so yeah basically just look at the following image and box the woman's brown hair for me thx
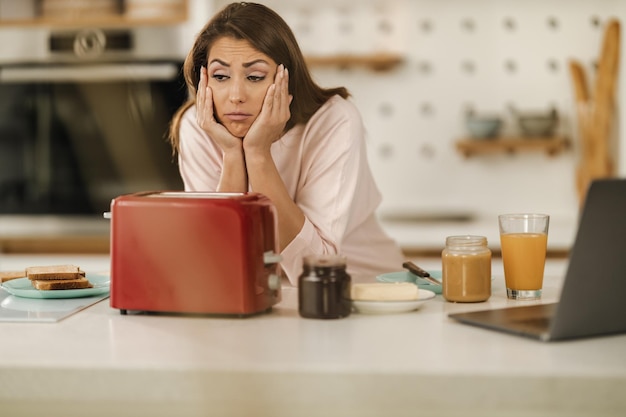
[169,2,350,152]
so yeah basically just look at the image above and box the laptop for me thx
[449,179,626,342]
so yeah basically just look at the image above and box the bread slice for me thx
[351,282,419,301]
[32,277,93,290]
[26,264,82,281]
[0,270,26,283]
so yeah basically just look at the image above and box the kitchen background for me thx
[0,0,624,254]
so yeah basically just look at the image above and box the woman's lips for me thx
[224,112,251,121]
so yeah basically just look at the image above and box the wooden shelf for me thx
[305,53,404,71]
[0,15,187,28]
[456,137,570,157]
[0,0,188,28]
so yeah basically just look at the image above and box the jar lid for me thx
[303,254,347,267]
[445,235,488,247]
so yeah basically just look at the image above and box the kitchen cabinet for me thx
[455,136,570,158]
[0,0,188,28]
[0,236,109,254]
[0,216,110,254]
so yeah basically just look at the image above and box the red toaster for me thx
[109,192,282,316]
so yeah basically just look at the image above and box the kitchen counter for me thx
[0,213,577,256]
[0,254,625,417]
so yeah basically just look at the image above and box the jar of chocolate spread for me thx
[442,235,491,302]
[298,255,352,319]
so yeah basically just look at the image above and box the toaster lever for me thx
[263,251,283,265]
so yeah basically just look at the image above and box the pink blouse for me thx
[178,95,404,285]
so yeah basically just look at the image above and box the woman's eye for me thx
[248,75,265,82]
[211,74,229,81]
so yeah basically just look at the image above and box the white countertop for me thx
[0,254,625,417]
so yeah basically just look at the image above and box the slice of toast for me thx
[0,270,26,283]
[32,277,93,290]
[26,264,82,281]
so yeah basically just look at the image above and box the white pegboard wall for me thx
[211,0,623,220]
[214,0,408,55]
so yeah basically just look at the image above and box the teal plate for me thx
[1,274,110,299]
[376,270,442,294]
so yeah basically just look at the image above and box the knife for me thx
[402,261,442,287]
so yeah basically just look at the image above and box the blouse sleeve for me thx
[177,106,223,192]
[279,98,382,284]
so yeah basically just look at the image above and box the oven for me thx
[0,26,187,217]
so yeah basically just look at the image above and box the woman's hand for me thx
[197,66,247,192]
[196,66,242,153]
[243,64,293,154]
[242,65,303,250]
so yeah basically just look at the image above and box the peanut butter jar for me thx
[442,235,491,302]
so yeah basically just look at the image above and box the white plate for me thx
[377,270,442,294]
[352,289,436,314]
[1,274,110,299]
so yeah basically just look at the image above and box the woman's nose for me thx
[229,80,245,103]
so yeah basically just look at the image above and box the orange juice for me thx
[500,233,547,290]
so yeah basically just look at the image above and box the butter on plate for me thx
[351,282,419,301]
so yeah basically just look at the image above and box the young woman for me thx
[169,2,404,285]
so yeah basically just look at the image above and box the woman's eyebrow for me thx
[243,59,270,68]
[208,58,229,67]
[208,58,269,68]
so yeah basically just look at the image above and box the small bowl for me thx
[465,116,502,139]
[518,115,557,137]
[511,107,559,137]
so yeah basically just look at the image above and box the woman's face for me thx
[206,37,277,138]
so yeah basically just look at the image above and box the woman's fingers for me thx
[196,67,218,130]
[281,67,292,117]
[196,67,208,125]
[265,64,290,120]
[274,65,284,111]
[196,67,206,106]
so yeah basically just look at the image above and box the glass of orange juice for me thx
[498,213,550,300]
